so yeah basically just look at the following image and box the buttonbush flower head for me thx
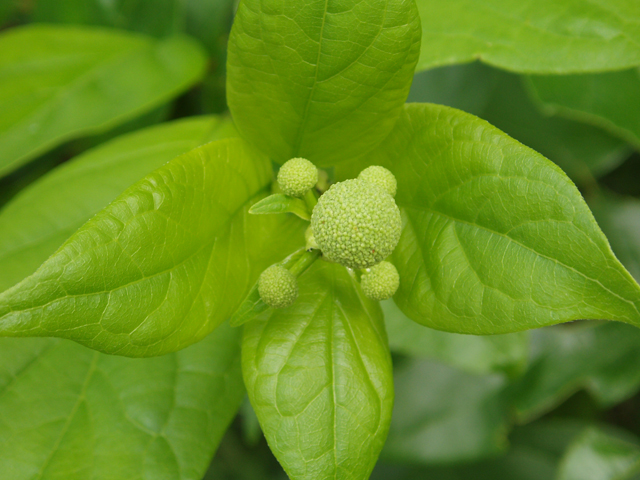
[311,178,401,269]
[361,261,400,300]
[358,165,397,197]
[258,264,298,308]
[277,157,318,197]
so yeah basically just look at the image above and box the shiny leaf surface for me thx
[243,261,393,480]
[227,0,421,166]
[339,103,640,335]
[0,138,306,356]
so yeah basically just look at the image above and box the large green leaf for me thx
[0,116,235,293]
[408,63,631,185]
[557,428,640,480]
[414,0,640,74]
[0,322,244,480]
[382,299,528,376]
[339,103,640,335]
[242,261,393,480]
[31,0,183,37]
[0,25,207,177]
[0,138,306,357]
[528,68,640,149]
[381,357,509,465]
[226,0,421,166]
[512,323,640,421]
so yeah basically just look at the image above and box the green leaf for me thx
[242,261,393,480]
[31,0,184,37]
[338,103,640,335]
[528,68,640,149]
[589,194,640,284]
[408,63,631,184]
[0,138,306,357]
[249,194,311,220]
[226,0,422,166]
[414,0,640,74]
[0,25,207,178]
[381,357,509,464]
[371,419,592,480]
[511,323,640,421]
[0,322,244,480]
[382,299,528,376]
[0,116,235,293]
[557,428,640,480]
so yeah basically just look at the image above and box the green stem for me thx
[303,189,318,212]
[289,249,321,277]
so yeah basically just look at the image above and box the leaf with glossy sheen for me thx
[0,322,244,480]
[408,63,631,185]
[381,357,509,464]
[31,0,183,37]
[242,261,393,480]
[0,116,236,293]
[226,0,421,166]
[528,68,640,149]
[511,323,640,421]
[249,194,311,220]
[590,194,640,284]
[0,138,306,357]
[557,428,640,480]
[0,25,207,177]
[382,299,528,376]
[339,103,640,335]
[414,0,640,74]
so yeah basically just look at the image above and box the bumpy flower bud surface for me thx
[258,265,298,308]
[361,261,400,300]
[277,158,318,197]
[311,179,401,269]
[358,165,397,197]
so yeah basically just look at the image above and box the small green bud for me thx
[311,178,401,269]
[277,158,319,197]
[358,166,397,197]
[258,265,298,308]
[361,261,400,301]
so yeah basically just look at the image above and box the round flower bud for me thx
[258,265,298,308]
[361,261,400,301]
[277,158,318,197]
[311,179,401,269]
[358,165,397,197]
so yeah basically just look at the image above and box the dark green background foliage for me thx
[2,0,640,479]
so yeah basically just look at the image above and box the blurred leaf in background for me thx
[408,63,632,187]
[31,0,184,37]
[0,25,207,177]
[528,69,640,150]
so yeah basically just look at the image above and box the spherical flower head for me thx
[358,165,397,197]
[277,158,318,197]
[311,179,401,269]
[258,265,298,308]
[361,261,400,301]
